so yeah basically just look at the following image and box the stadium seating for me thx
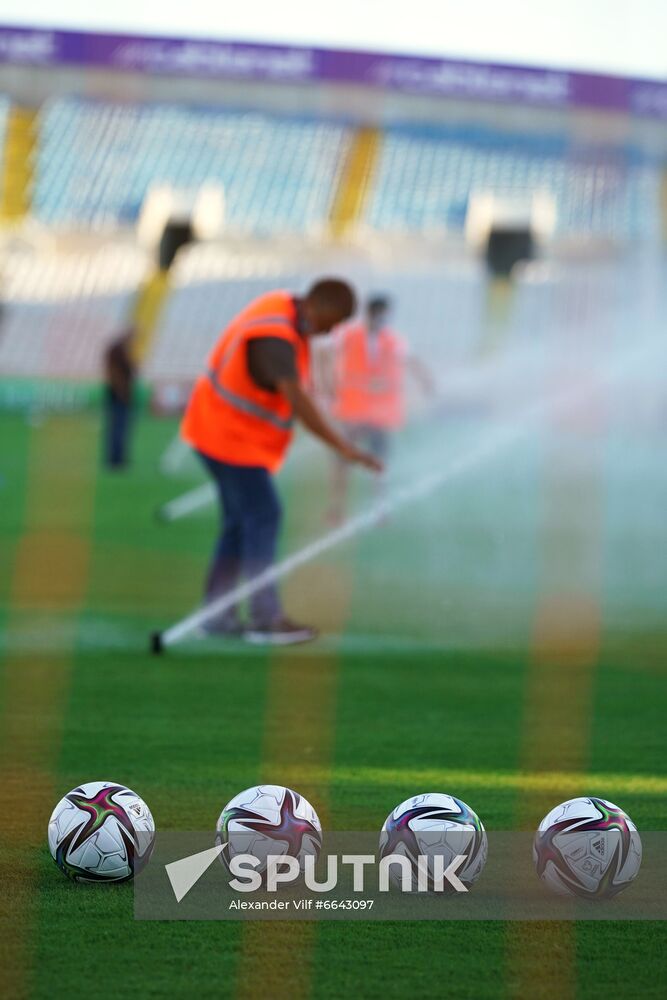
[1,98,662,386]
[34,99,349,235]
[0,241,662,398]
[0,238,486,382]
[25,98,662,240]
[365,127,661,239]
[144,244,487,384]
[0,246,146,379]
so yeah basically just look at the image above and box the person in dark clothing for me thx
[103,331,136,468]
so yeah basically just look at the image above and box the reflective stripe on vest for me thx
[206,314,297,432]
[206,369,294,431]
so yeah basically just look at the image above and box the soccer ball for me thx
[48,781,155,883]
[533,796,642,899]
[216,784,321,875]
[379,793,487,892]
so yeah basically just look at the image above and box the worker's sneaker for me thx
[196,612,244,639]
[243,617,318,646]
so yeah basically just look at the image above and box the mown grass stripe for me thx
[234,477,356,1000]
[508,332,606,1000]
[0,417,97,999]
[272,764,667,798]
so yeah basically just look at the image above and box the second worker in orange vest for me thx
[182,279,382,645]
[325,295,433,524]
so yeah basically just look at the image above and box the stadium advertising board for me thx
[0,23,666,118]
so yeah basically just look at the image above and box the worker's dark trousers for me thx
[197,451,282,626]
[103,392,132,468]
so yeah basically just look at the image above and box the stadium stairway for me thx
[0,104,38,224]
[329,127,381,239]
[129,270,174,366]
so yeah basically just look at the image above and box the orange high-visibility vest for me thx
[181,291,309,472]
[332,323,405,429]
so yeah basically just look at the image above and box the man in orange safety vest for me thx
[182,279,382,645]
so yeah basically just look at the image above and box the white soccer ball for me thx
[379,792,487,892]
[216,784,322,875]
[48,781,155,883]
[533,796,642,899]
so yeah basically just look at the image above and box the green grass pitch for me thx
[0,410,665,999]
